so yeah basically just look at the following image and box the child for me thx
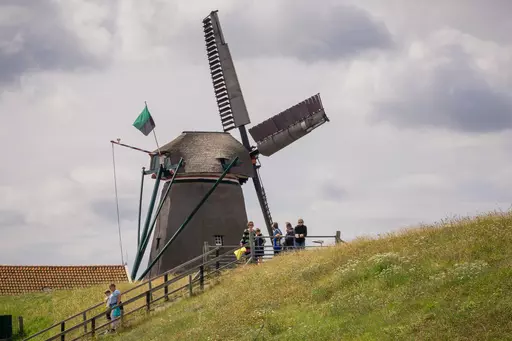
[104,290,111,321]
[254,228,266,264]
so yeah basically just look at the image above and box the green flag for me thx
[133,104,156,136]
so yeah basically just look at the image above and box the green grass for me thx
[4,211,512,340]
[108,211,512,340]
[0,275,188,340]
[0,282,137,339]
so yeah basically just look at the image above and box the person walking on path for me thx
[272,222,283,255]
[108,283,122,332]
[294,218,308,250]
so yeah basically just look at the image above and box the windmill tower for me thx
[145,10,329,277]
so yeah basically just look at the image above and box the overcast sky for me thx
[1,0,511,268]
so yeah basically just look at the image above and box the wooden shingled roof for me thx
[155,132,254,177]
[0,265,130,296]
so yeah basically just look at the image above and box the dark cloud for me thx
[0,0,116,88]
[374,45,512,133]
[168,2,393,64]
[221,2,393,62]
[319,183,348,202]
[0,210,25,228]
[90,197,139,223]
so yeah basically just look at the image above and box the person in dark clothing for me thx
[283,222,295,251]
[254,228,266,264]
[294,218,307,249]
[240,221,256,256]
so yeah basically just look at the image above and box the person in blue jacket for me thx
[272,222,283,255]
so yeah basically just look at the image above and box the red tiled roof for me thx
[0,265,130,296]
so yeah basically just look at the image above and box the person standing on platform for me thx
[240,221,256,257]
[283,222,295,251]
[272,222,283,255]
[294,218,307,250]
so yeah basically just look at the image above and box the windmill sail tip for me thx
[249,93,330,157]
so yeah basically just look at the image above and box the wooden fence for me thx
[23,232,343,340]
[23,246,241,341]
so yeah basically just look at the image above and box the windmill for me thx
[135,10,329,279]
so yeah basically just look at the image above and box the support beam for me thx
[251,171,273,236]
[239,125,273,236]
[137,167,146,248]
[137,157,239,280]
[131,165,164,280]
[138,158,184,255]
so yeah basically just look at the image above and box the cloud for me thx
[319,182,348,202]
[113,0,393,64]
[0,0,116,88]
[91,198,139,223]
[370,29,512,133]
[0,210,25,229]
[220,1,394,62]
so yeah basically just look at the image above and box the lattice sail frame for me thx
[203,11,251,132]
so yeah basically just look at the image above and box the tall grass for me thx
[3,211,512,340]
[107,211,512,340]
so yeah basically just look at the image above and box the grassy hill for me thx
[2,211,512,340]
[103,211,512,340]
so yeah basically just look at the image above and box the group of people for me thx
[103,283,123,333]
[240,218,308,263]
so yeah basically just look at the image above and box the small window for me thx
[156,237,161,250]
[214,235,224,246]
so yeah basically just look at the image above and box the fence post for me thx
[146,291,151,312]
[335,231,341,244]
[82,312,87,334]
[91,318,96,337]
[18,316,24,337]
[188,274,193,296]
[203,241,209,273]
[199,265,204,291]
[249,229,255,263]
[215,248,220,271]
[148,279,153,301]
[60,321,65,341]
[164,274,169,301]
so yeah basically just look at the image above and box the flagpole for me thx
[145,101,162,157]
[153,129,162,155]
